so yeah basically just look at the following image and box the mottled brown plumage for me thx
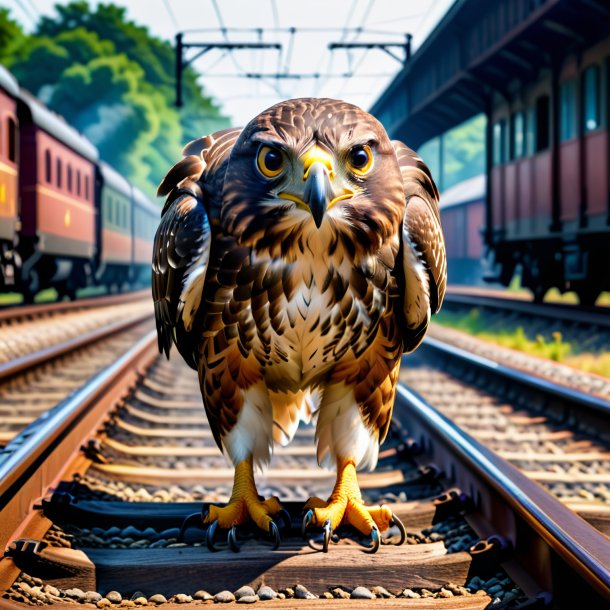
[152,98,446,545]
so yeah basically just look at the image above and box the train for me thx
[0,65,158,301]
[438,174,485,286]
[484,25,610,305]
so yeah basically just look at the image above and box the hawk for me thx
[152,98,446,552]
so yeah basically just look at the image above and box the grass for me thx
[0,284,111,308]
[434,307,610,379]
[505,274,610,306]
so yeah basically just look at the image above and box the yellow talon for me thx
[204,457,282,532]
[306,457,393,535]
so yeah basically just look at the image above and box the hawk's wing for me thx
[152,128,242,368]
[391,140,447,353]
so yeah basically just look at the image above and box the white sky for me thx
[7,0,454,125]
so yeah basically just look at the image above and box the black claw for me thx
[322,519,332,553]
[228,526,241,552]
[205,520,220,552]
[301,509,314,538]
[178,511,204,543]
[277,508,292,532]
[390,512,407,546]
[363,524,381,554]
[303,510,332,552]
[269,521,281,551]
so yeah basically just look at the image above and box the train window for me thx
[67,165,73,193]
[510,112,525,159]
[76,170,81,196]
[85,175,89,201]
[525,107,535,156]
[493,120,507,165]
[7,118,17,162]
[560,79,577,141]
[45,150,52,183]
[583,65,600,132]
[535,95,550,151]
[56,158,62,188]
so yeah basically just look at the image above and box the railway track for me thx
[401,336,610,534]
[435,287,610,400]
[0,335,608,608]
[442,286,610,358]
[0,292,154,447]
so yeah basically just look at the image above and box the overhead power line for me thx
[162,0,179,30]
[174,36,282,106]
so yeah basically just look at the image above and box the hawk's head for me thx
[221,98,405,259]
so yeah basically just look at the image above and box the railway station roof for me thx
[17,90,99,163]
[439,174,485,210]
[371,0,610,149]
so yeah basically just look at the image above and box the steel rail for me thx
[0,331,158,549]
[444,287,610,328]
[0,290,150,323]
[0,312,153,382]
[421,336,610,417]
[395,382,610,602]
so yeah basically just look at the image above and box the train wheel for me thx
[22,270,40,304]
[531,284,548,304]
[577,288,600,307]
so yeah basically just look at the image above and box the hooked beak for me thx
[303,162,332,228]
[277,146,353,228]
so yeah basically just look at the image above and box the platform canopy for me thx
[371,0,610,149]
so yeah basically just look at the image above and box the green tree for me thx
[0,2,229,197]
[0,8,25,64]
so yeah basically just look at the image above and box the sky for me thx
[7,0,455,125]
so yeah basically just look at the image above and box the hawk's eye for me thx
[257,145,285,178]
[347,145,373,175]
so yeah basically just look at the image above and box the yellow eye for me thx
[347,144,373,175]
[257,145,285,178]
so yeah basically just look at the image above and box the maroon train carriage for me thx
[131,185,158,286]
[439,174,485,286]
[0,65,19,288]
[96,161,134,291]
[486,35,610,304]
[16,90,99,300]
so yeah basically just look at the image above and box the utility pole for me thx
[175,34,282,107]
[328,34,412,66]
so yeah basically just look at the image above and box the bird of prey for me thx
[152,98,446,552]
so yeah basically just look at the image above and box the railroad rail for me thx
[0,290,150,321]
[0,292,153,447]
[444,285,610,329]
[401,335,610,534]
[0,338,608,608]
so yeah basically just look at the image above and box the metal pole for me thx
[405,34,412,63]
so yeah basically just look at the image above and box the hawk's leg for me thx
[302,457,405,553]
[204,456,285,551]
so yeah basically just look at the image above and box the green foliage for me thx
[0,2,229,197]
[434,307,610,378]
[434,309,574,363]
[417,114,486,192]
[0,8,25,63]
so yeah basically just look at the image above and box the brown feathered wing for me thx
[152,128,242,368]
[392,141,447,353]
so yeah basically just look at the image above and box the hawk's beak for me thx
[303,162,332,228]
[278,146,353,228]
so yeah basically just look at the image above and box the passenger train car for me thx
[0,64,158,300]
[486,32,610,304]
[439,175,485,286]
